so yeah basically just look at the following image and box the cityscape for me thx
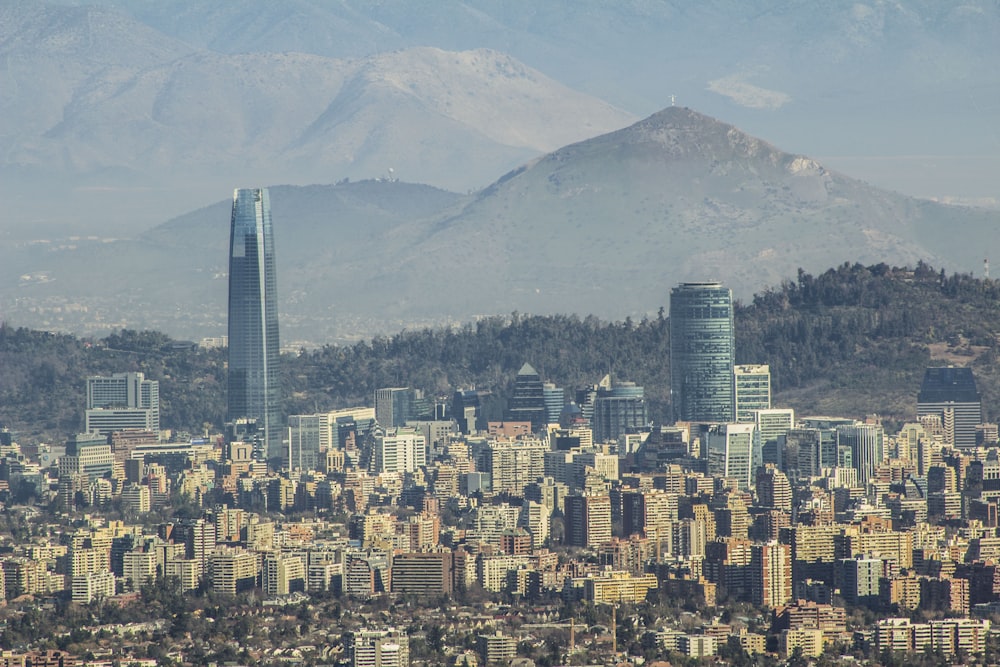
[0,188,997,667]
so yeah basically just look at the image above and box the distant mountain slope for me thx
[93,0,1000,166]
[0,2,635,234]
[1,108,995,345]
[373,107,996,320]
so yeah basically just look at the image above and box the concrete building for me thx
[349,628,409,667]
[565,493,612,548]
[85,372,160,437]
[750,542,792,609]
[705,423,758,490]
[733,364,771,423]
[373,428,427,474]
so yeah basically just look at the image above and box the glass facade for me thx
[669,282,735,422]
[228,188,283,462]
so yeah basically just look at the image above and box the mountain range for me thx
[1,107,995,345]
[2,0,999,239]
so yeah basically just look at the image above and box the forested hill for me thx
[2,262,999,442]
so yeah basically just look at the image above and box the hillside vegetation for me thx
[2,263,998,443]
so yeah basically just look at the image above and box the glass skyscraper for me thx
[228,188,283,462]
[669,281,735,423]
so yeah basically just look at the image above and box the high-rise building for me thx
[506,363,546,431]
[565,493,612,548]
[227,187,283,462]
[836,422,885,486]
[372,428,427,474]
[60,432,114,480]
[917,367,983,449]
[374,388,421,428]
[837,555,881,608]
[733,364,771,422]
[85,372,160,436]
[755,408,795,466]
[705,423,758,490]
[751,542,792,609]
[756,464,793,512]
[542,382,566,425]
[669,282,735,422]
[592,381,648,443]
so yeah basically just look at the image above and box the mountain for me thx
[0,2,634,235]
[372,107,997,321]
[1,107,996,345]
[81,0,1000,200]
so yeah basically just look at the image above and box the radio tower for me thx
[985,258,990,280]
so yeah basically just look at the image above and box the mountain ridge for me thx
[1,106,995,345]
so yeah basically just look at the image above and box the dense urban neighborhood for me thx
[2,272,1000,667]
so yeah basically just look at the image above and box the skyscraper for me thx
[917,366,983,449]
[228,188,283,462]
[506,363,546,431]
[591,381,647,443]
[669,282,735,423]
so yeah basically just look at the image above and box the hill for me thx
[2,108,996,344]
[2,263,998,444]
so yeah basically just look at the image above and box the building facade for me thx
[669,282,736,423]
[917,367,983,449]
[85,371,160,436]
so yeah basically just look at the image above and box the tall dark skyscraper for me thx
[917,366,982,449]
[669,281,735,423]
[506,363,546,431]
[228,188,283,462]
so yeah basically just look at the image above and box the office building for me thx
[705,423,758,490]
[781,428,838,480]
[373,428,427,474]
[917,367,983,449]
[836,422,885,486]
[85,372,160,436]
[60,433,114,480]
[374,388,421,429]
[733,364,771,422]
[669,282,735,422]
[227,187,283,462]
[592,381,647,443]
[756,408,795,466]
[506,363,546,431]
[542,382,565,425]
[287,414,325,472]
